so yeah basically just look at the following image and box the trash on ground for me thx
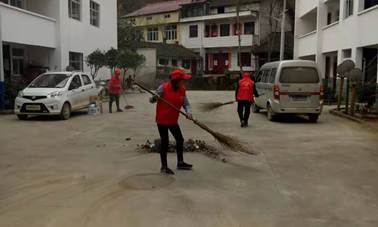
[137,139,227,162]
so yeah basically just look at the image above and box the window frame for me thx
[81,74,92,85]
[69,0,81,21]
[220,24,230,37]
[244,22,255,35]
[69,75,83,90]
[69,52,84,71]
[159,58,169,66]
[164,25,177,41]
[189,25,198,38]
[90,0,100,27]
[147,27,159,41]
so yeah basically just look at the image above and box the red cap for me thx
[170,69,192,81]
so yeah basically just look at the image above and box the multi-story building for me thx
[0,0,117,109]
[125,0,262,76]
[294,0,378,93]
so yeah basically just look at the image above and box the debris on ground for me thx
[125,138,132,141]
[137,139,228,162]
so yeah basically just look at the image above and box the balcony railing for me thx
[203,34,254,48]
[0,3,56,48]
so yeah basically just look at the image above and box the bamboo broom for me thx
[199,101,235,112]
[133,81,255,155]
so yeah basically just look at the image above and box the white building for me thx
[294,0,378,91]
[0,0,117,109]
[180,0,259,76]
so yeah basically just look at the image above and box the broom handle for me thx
[223,101,235,105]
[133,81,190,118]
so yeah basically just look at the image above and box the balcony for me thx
[180,10,257,23]
[203,35,254,48]
[298,0,318,18]
[0,3,56,48]
[322,21,339,53]
[296,31,317,57]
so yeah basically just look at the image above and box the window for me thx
[159,58,169,66]
[90,1,100,27]
[220,24,230,36]
[205,25,210,37]
[269,69,277,83]
[280,67,320,83]
[147,16,152,20]
[238,52,251,67]
[165,25,177,40]
[217,6,225,14]
[147,27,159,41]
[363,0,378,10]
[10,0,24,9]
[12,48,25,75]
[171,59,178,66]
[82,74,92,85]
[327,13,332,24]
[69,0,81,21]
[182,60,191,69]
[164,14,171,18]
[343,49,352,58]
[70,75,82,89]
[211,24,218,37]
[244,22,255,35]
[189,25,198,38]
[233,23,242,35]
[69,52,83,71]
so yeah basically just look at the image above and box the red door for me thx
[213,53,228,74]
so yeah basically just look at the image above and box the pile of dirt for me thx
[137,139,227,162]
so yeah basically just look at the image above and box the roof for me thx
[137,42,200,59]
[125,0,182,17]
[209,0,260,7]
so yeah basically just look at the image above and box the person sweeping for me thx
[150,69,193,175]
[235,72,259,128]
[108,68,123,113]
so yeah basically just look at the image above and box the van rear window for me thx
[280,67,319,83]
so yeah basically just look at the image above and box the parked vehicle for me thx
[14,72,98,120]
[253,60,323,122]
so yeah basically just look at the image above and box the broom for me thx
[121,91,134,110]
[133,81,255,155]
[199,101,235,112]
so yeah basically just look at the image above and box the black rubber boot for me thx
[177,162,193,170]
[161,167,175,175]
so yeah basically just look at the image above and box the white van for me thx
[253,60,323,122]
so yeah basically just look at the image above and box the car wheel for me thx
[60,103,71,120]
[17,114,28,120]
[267,104,275,121]
[252,103,260,113]
[308,114,319,123]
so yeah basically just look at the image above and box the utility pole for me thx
[237,0,243,75]
[279,0,287,61]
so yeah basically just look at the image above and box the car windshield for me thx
[29,74,71,88]
[280,67,320,84]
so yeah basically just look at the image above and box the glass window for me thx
[69,0,81,21]
[269,69,277,83]
[211,24,218,37]
[10,0,24,9]
[240,52,251,67]
[82,74,92,85]
[220,24,230,37]
[244,22,255,35]
[70,75,82,89]
[189,25,198,38]
[217,6,225,14]
[364,0,378,10]
[182,60,191,69]
[165,25,177,40]
[29,74,70,88]
[164,14,171,18]
[69,52,83,71]
[12,48,24,75]
[90,1,100,27]
[159,58,169,66]
[205,25,210,37]
[171,59,178,67]
[280,67,320,84]
[147,27,159,41]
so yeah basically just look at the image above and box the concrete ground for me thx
[0,91,377,227]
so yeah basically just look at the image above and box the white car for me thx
[15,72,99,120]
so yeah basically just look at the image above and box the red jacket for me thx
[156,82,186,125]
[108,75,122,95]
[237,75,255,102]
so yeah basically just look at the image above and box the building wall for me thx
[135,48,157,88]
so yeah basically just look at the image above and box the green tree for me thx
[118,19,144,51]
[86,49,106,79]
[105,47,119,73]
[117,49,145,80]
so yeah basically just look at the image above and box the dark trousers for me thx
[157,124,184,167]
[237,101,252,124]
[109,94,120,112]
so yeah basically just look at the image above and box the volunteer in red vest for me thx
[150,69,193,175]
[108,68,123,113]
[235,72,259,127]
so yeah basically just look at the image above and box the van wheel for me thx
[60,103,71,120]
[252,103,260,113]
[17,115,28,120]
[308,114,319,123]
[267,104,275,121]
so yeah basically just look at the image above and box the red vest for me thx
[237,76,254,102]
[109,75,122,95]
[156,82,186,125]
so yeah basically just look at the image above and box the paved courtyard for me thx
[0,91,377,227]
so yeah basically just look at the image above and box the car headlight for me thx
[49,91,64,98]
[17,91,24,98]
